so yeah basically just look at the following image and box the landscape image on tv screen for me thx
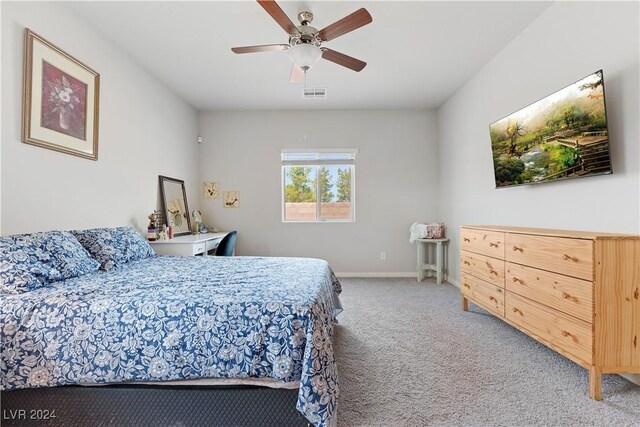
[489,70,611,188]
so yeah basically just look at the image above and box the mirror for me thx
[159,175,192,236]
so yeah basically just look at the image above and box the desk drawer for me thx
[461,228,505,259]
[506,292,592,364]
[507,262,593,323]
[461,250,505,288]
[192,243,206,255]
[506,233,593,281]
[461,274,505,317]
[206,238,221,252]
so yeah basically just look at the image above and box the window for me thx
[282,149,356,222]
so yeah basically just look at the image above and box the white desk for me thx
[149,232,228,256]
[416,238,448,284]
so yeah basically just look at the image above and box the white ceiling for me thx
[68,1,552,111]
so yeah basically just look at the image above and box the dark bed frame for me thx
[1,384,310,426]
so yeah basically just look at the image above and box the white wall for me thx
[437,1,640,287]
[198,110,439,274]
[1,2,199,235]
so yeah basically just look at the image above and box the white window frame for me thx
[281,149,357,223]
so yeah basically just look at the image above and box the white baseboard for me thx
[622,374,640,386]
[334,272,417,278]
[335,273,462,285]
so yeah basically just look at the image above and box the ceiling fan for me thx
[231,0,372,82]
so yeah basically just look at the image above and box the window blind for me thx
[281,149,357,166]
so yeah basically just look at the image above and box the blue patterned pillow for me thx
[40,231,101,279]
[1,235,53,294]
[0,231,98,294]
[0,260,48,295]
[71,227,155,270]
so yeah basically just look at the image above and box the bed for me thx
[0,228,342,426]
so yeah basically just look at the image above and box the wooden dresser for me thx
[460,225,640,400]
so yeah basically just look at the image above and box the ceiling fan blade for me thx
[231,44,290,54]
[321,48,367,72]
[257,0,301,36]
[289,65,304,83]
[317,8,372,42]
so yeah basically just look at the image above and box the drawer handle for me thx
[562,254,578,262]
[489,242,499,248]
[463,238,471,242]
[512,246,523,252]
[463,260,471,266]
[512,308,523,316]
[485,261,497,276]
[562,292,571,300]
[489,296,498,303]
[512,277,523,284]
[463,283,470,289]
[561,330,572,338]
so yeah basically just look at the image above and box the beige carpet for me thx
[333,278,640,426]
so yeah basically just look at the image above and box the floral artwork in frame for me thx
[223,191,240,208]
[203,182,219,199]
[22,29,100,160]
[41,61,87,140]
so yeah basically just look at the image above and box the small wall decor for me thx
[223,191,240,208]
[203,181,219,199]
[22,28,100,160]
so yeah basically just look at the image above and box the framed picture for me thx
[22,28,100,160]
[223,191,240,208]
[203,182,219,199]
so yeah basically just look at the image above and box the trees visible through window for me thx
[282,150,356,222]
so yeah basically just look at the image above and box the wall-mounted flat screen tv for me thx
[489,70,611,188]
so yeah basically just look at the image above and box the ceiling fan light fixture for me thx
[288,43,322,70]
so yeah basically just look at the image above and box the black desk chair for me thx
[215,231,237,256]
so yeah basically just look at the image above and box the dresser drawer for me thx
[507,262,593,323]
[461,274,505,317]
[506,233,593,281]
[461,250,505,288]
[461,228,505,259]
[506,292,592,364]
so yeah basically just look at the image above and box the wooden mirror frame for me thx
[158,175,192,237]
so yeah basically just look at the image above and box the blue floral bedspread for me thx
[1,256,342,426]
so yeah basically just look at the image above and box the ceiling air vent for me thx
[302,88,327,100]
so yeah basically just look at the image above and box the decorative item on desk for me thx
[192,210,203,234]
[157,225,168,241]
[147,211,161,241]
[409,222,445,243]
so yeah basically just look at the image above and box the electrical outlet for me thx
[380,252,386,261]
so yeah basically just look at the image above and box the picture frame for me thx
[203,182,219,199]
[223,191,240,208]
[22,28,100,160]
